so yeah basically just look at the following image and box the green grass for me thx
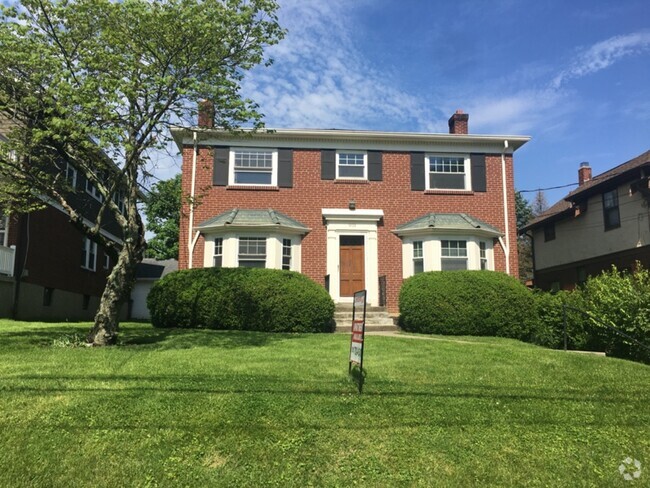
[0,320,649,487]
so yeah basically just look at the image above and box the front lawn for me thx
[0,320,648,486]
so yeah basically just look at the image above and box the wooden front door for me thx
[340,236,365,297]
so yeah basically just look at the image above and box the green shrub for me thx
[581,265,650,364]
[398,271,536,340]
[147,268,335,333]
[531,289,602,351]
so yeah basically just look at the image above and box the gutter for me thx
[188,131,198,268]
[501,140,510,275]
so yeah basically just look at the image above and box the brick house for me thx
[0,118,123,320]
[522,150,650,290]
[172,110,529,313]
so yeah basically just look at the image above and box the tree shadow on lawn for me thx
[121,327,307,350]
[0,323,308,350]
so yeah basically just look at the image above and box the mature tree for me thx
[532,190,549,216]
[515,191,534,284]
[144,174,181,260]
[0,0,284,345]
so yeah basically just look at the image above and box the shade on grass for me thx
[0,320,648,486]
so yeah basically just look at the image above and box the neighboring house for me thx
[130,258,178,320]
[0,117,123,320]
[171,109,530,313]
[522,150,650,291]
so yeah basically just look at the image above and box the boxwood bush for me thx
[399,271,537,340]
[148,268,335,333]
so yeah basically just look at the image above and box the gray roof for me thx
[394,213,503,236]
[135,258,178,280]
[197,208,309,233]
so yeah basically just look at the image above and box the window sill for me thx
[226,185,280,191]
[424,189,474,195]
[334,179,370,185]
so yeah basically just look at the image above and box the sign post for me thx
[348,289,367,393]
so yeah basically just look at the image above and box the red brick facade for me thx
[178,132,523,313]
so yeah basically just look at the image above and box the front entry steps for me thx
[334,303,399,333]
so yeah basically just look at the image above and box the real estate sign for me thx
[349,290,367,368]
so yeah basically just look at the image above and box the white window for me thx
[479,241,488,270]
[113,190,126,214]
[65,163,78,188]
[103,253,110,270]
[81,237,97,271]
[230,148,277,186]
[413,241,424,274]
[213,238,223,267]
[282,238,292,270]
[238,237,266,268]
[0,214,8,247]
[441,240,467,271]
[86,179,104,202]
[336,151,367,179]
[426,155,470,190]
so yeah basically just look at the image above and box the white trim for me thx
[228,147,278,187]
[0,214,8,247]
[501,143,511,275]
[323,209,381,306]
[81,237,97,271]
[171,126,531,154]
[322,208,383,222]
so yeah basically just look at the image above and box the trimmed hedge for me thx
[148,268,335,333]
[399,271,536,340]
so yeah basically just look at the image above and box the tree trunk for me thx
[87,224,145,346]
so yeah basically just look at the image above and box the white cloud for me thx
[552,31,650,88]
[243,1,434,132]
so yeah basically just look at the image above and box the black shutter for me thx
[321,149,335,180]
[278,149,293,188]
[368,151,382,181]
[410,152,425,191]
[470,153,486,192]
[213,146,229,186]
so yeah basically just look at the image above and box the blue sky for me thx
[237,0,650,205]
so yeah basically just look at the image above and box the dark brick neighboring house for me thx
[172,109,530,314]
[522,150,650,291]
[0,118,124,320]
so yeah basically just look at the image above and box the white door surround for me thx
[322,208,383,305]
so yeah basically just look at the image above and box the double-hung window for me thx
[426,155,469,190]
[65,163,78,188]
[602,189,620,230]
[231,149,276,186]
[213,238,223,267]
[479,242,488,270]
[544,223,556,241]
[413,241,424,274]
[441,240,467,270]
[81,237,97,271]
[85,179,104,202]
[0,214,8,247]
[238,237,266,268]
[282,239,292,270]
[336,152,367,179]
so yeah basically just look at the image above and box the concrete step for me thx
[334,304,399,333]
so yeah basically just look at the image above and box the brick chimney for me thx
[578,162,592,186]
[197,100,214,128]
[448,109,469,134]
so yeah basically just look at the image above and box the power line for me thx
[519,182,578,193]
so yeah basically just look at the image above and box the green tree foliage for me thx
[0,0,284,344]
[144,175,181,260]
[515,191,534,283]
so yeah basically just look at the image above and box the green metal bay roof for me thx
[197,208,310,234]
[394,213,503,237]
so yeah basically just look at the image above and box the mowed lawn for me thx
[0,321,648,487]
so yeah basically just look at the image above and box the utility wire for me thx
[519,182,578,193]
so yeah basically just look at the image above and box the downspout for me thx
[187,131,198,269]
[501,140,510,275]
